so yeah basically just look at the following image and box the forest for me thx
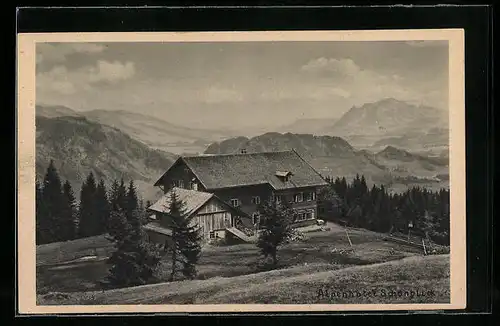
[318,175,450,245]
[35,160,150,245]
[35,161,450,247]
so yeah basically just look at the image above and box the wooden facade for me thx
[191,197,234,237]
[143,189,252,244]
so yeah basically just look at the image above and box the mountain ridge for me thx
[328,98,448,137]
[204,132,449,192]
[36,105,236,155]
[36,115,177,201]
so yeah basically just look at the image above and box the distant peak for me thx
[378,145,412,156]
[380,97,401,102]
[367,97,407,106]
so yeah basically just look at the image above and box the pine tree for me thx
[107,178,129,239]
[256,201,294,266]
[109,179,119,211]
[106,207,129,242]
[126,180,139,222]
[106,208,162,288]
[317,185,342,219]
[61,180,77,241]
[35,179,49,245]
[109,178,127,213]
[167,190,187,281]
[95,179,110,236]
[178,215,202,279]
[41,161,65,243]
[360,175,369,196]
[166,190,202,281]
[78,172,98,237]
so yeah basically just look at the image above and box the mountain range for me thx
[261,98,449,156]
[328,98,447,136]
[36,105,237,155]
[271,98,449,155]
[204,132,449,192]
[35,98,450,199]
[36,115,177,201]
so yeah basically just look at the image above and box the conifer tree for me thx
[41,160,65,243]
[256,201,295,266]
[167,190,202,281]
[35,179,49,245]
[78,172,98,237]
[109,179,119,211]
[106,207,162,287]
[111,178,128,212]
[167,190,187,281]
[126,180,139,222]
[106,207,129,242]
[61,180,77,241]
[95,179,110,235]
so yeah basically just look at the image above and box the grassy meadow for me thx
[36,222,450,305]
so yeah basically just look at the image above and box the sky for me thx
[36,40,449,130]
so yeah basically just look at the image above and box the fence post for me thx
[345,228,353,251]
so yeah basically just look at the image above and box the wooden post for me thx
[408,221,413,243]
[345,228,353,250]
[422,238,427,255]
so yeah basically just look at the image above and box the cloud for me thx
[36,66,77,95]
[301,57,360,77]
[37,43,106,64]
[36,60,136,99]
[298,56,445,109]
[87,61,136,84]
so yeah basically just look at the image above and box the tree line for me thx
[36,160,201,288]
[36,160,150,244]
[318,174,450,245]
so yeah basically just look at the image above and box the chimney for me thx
[240,148,247,154]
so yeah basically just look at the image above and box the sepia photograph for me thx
[17,29,466,313]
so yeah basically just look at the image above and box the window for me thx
[205,202,217,213]
[251,196,261,205]
[304,192,313,201]
[173,180,184,188]
[231,198,240,207]
[275,195,282,204]
[209,231,215,239]
[252,212,260,225]
[296,213,306,221]
[294,193,303,203]
[312,191,316,200]
[191,182,198,191]
[306,211,314,220]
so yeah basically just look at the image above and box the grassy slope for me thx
[36,223,449,305]
[38,254,449,305]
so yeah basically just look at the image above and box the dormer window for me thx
[275,170,293,182]
[231,198,240,207]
